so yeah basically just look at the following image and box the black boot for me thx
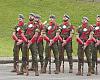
[11,63,17,72]
[55,64,59,74]
[87,67,92,76]
[17,65,24,75]
[35,65,39,76]
[76,66,82,76]
[69,64,73,73]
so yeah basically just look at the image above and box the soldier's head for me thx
[18,14,24,21]
[49,15,56,25]
[82,17,89,28]
[96,15,100,22]
[29,13,35,21]
[82,17,88,23]
[35,29,40,36]
[56,29,61,36]
[63,14,70,21]
[41,30,46,36]
[34,14,41,23]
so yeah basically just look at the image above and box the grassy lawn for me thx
[0,0,100,56]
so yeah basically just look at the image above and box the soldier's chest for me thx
[80,27,90,35]
[94,26,100,33]
[61,25,71,33]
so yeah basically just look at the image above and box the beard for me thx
[29,18,34,21]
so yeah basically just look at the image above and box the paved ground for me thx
[0,62,100,80]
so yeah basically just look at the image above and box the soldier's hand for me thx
[49,40,54,46]
[17,39,23,45]
[95,40,100,47]
[28,41,32,48]
[83,43,87,50]
[62,40,66,47]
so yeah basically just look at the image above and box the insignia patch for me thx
[17,27,20,31]
[62,25,66,29]
[28,24,33,28]
[95,26,99,30]
[83,28,87,32]
[48,26,52,30]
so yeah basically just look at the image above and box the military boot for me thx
[28,63,35,71]
[55,64,59,74]
[16,63,19,74]
[40,62,43,73]
[91,67,95,74]
[17,65,24,75]
[69,64,73,73]
[11,63,17,72]
[35,65,39,76]
[87,67,92,76]
[59,61,62,72]
[41,63,47,73]
[76,66,82,75]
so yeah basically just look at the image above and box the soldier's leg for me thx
[85,46,92,76]
[38,42,44,71]
[30,43,39,76]
[52,43,59,74]
[65,42,73,73]
[42,42,50,73]
[11,42,20,72]
[98,45,100,54]
[76,44,84,75]
[29,49,35,71]
[58,43,64,72]
[17,43,29,76]
[91,43,97,74]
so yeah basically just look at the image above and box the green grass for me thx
[0,0,100,56]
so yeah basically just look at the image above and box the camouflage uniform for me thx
[42,15,59,74]
[91,15,100,74]
[34,14,44,71]
[76,17,92,76]
[59,15,74,73]
[12,14,25,73]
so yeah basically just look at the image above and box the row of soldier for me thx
[11,13,100,76]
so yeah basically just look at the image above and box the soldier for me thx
[91,15,100,74]
[42,15,59,74]
[26,13,36,71]
[34,14,44,72]
[76,17,92,76]
[17,13,39,76]
[59,14,74,73]
[11,14,25,73]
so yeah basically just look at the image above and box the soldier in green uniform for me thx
[34,14,44,72]
[17,13,39,76]
[42,15,59,74]
[59,14,74,73]
[11,14,25,73]
[76,17,92,76]
[91,15,100,74]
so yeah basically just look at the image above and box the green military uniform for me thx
[34,14,44,72]
[58,15,74,73]
[76,17,92,76]
[91,15,100,74]
[42,15,59,74]
[12,14,25,73]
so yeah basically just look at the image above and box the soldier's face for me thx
[96,17,100,22]
[82,19,88,23]
[63,17,69,21]
[29,15,34,21]
[34,18,39,22]
[18,18,23,22]
[35,32,39,36]
[49,18,55,22]
[56,32,60,36]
